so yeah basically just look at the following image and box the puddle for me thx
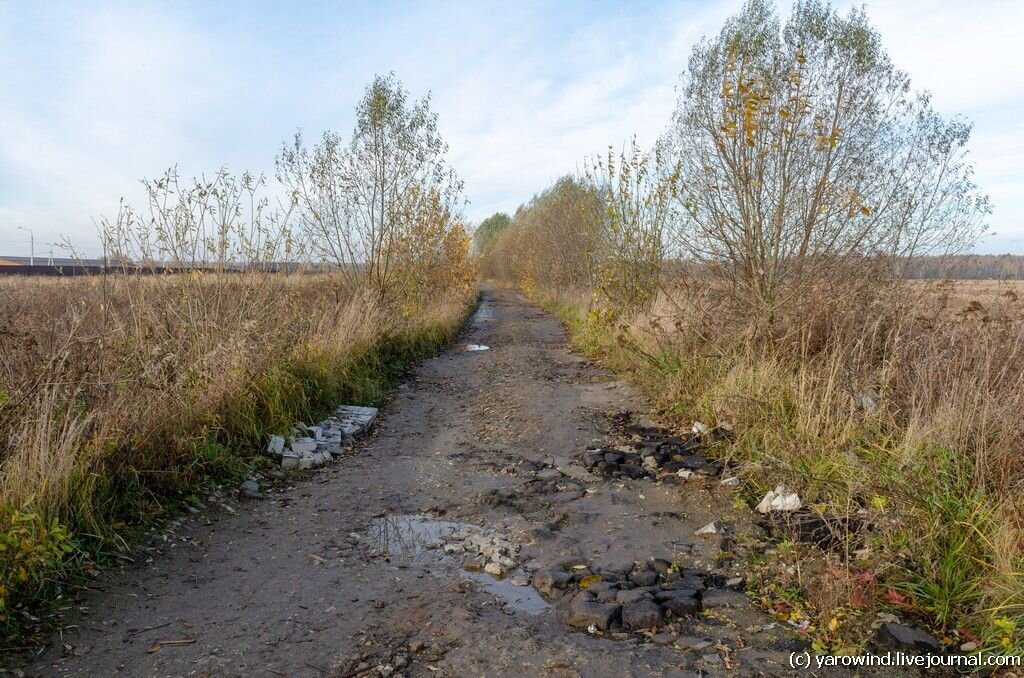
[461,570,550,615]
[469,303,496,329]
[369,514,466,564]
[463,344,489,352]
[367,514,549,615]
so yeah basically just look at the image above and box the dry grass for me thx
[542,278,1024,654]
[0,272,472,634]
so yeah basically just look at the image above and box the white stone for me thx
[676,469,695,480]
[266,435,285,456]
[695,521,723,536]
[484,561,505,576]
[281,455,299,470]
[291,438,317,454]
[692,421,709,436]
[856,393,879,414]
[334,405,379,438]
[308,426,323,441]
[557,464,600,484]
[756,485,802,513]
[298,455,315,470]
[720,476,740,488]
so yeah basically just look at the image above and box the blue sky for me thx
[1,0,1021,257]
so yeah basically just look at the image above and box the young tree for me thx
[585,138,679,314]
[662,0,990,334]
[472,212,511,253]
[277,73,467,300]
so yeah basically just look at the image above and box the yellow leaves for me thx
[845,192,873,218]
[2,502,77,622]
[795,48,806,65]
[579,574,603,588]
[993,617,1017,649]
[815,133,840,152]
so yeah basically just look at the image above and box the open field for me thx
[4,0,1023,671]
[0,272,474,636]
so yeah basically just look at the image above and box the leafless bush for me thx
[661,0,990,339]
[277,74,472,304]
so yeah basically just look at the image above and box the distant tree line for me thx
[904,255,1024,280]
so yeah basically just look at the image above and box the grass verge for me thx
[538,287,1023,657]
[0,274,476,644]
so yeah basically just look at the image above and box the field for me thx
[526,276,1024,653]
[4,0,1023,668]
[0,272,474,634]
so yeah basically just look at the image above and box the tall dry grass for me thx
[0,272,473,634]
[540,278,1024,652]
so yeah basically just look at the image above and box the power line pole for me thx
[17,226,34,266]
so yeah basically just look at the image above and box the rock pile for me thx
[368,514,525,579]
[581,418,726,481]
[533,559,742,636]
[266,405,378,470]
[448,528,521,577]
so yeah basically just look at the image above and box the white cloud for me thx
[0,0,1020,256]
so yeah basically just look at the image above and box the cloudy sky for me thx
[1,0,1021,258]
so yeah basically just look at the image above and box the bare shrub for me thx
[583,139,678,314]
[661,0,991,339]
[277,73,472,305]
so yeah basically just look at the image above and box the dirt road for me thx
[28,289,803,677]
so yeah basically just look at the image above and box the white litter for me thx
[756,484,802,513]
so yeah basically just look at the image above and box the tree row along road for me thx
[30,289,809,677]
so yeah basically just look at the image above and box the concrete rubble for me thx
[267,405,378,470]
[755,484,802,513]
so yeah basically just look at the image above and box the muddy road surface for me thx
[28,289,805,677]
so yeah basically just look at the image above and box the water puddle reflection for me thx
[461,570,550,615]
[469,303,496,329]
[367,514,549,615]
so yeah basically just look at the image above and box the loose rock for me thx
[266,435,285,455]
[532,569,572,597]
[874,622,943,653]
[566,598,619,631]
[756,484,802,513]
[621,600,663,630]
[239,479,260,498]
[695,521,724,536]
